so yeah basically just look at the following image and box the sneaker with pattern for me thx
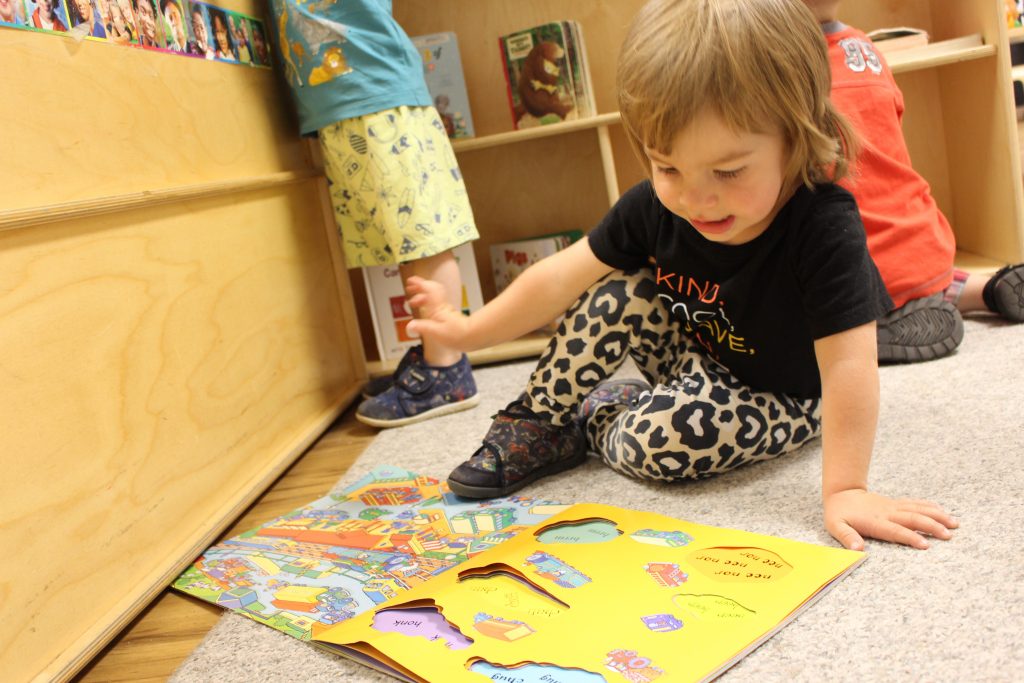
[356,353,478,428]
[362,345,423,399]
[447,395,586,499]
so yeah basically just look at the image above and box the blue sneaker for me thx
[362,345,423,399]
[356,353,479,428]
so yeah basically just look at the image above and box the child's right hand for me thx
[405,276,472,349]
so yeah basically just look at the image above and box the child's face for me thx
[647,111,789,246]
[214,15,230,51]
[165,1,185,46]
[136,0,155,39]
[191,10,207,47]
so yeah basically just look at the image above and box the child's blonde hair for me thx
[617,0,856,189]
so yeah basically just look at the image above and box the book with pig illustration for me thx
[311,502,865,682]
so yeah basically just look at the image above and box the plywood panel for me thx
[0,20,305,212]
[0,183,359,682]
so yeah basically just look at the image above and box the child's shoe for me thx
[447,395,586,499]
[876,293,963,363]
[982,264,1024,322]
[577,378,651,428]
[362,345,423,399]
[356,353,478,428]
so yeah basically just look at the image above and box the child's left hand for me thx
[824,489,958,550]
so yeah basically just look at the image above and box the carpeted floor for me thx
[171,317,1024,682]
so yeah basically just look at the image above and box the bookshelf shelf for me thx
[1010,27,1024,45]
[451,112,621,153]
[884,35,995,73]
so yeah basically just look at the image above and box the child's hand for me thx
[823,489,958,551]
[405,276,472,348]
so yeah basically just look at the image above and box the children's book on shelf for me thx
[490,230,583,296]
[412,31,475,139]
[490,229,582,334]
[174,466,865,683]
[498,20,596,130]
[362,242,483,362]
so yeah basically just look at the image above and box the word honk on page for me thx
[371,606,473,649]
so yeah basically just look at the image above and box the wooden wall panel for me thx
[0,184,361,682]
[0,3,366,679]
[0,14,305,211]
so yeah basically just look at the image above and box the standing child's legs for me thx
[448,270,821,498]
[399,250,463,367]
[318,105,481,427]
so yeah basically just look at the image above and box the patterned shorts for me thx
[319,105,479,268]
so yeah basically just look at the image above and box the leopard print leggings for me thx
[524,269,822,482]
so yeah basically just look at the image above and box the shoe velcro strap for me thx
[394,364,436,395]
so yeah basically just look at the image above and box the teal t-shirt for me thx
[269,0,431,135]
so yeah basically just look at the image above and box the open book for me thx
[174,467,864,682]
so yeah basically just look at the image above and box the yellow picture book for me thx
[312,502,865,682]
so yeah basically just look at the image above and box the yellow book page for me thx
[313,502,864,683]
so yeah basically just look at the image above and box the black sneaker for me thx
[447,395,587,499]
[877,293,964,364]
[982,264,1024,322]
[362,345,423,399]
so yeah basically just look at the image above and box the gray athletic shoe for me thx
[876,293,964,364]
[982,264,1024,322]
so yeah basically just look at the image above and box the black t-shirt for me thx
[588,181,892,398]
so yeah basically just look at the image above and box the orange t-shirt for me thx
[827,25,956,308]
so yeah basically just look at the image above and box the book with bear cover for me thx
[498,20,596,130]
[412,31,475,139]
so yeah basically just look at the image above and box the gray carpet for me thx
[172,317,1024,682]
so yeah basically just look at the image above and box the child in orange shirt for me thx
[803,0,1024,363]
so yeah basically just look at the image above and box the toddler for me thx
[803,0,1024,363]
[269,0,480,427]
[408,0,957,551]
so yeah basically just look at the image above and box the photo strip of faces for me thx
[0,0,271,67]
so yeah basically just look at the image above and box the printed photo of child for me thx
[208,6,234,61]
[133,0,162,47]
[185,2,212,58]
[106,0,136,43]
[0,0,27,26]
[159,0,185,51]
[27,0,70,32]
[229,11,250,63]
[249,18,270,66]
[67,0,106,38]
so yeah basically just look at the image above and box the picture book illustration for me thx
[0,0,270,69]
[499,20,595,129]
[313,503,865,683]
[172,465,569,640]
[413,31,475,139]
